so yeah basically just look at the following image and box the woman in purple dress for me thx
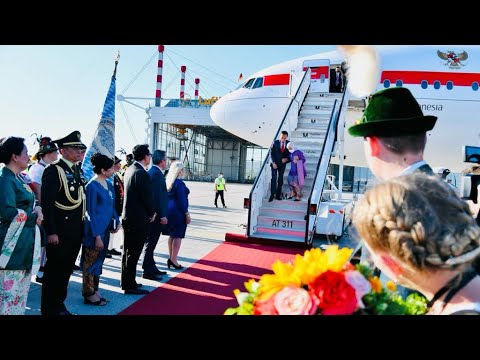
[286,143,307,201]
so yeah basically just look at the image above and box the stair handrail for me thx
[305,85,349,245]
[247,68,311,237]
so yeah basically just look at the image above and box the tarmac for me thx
[25,180,358,315]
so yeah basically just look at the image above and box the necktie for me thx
[281,142,284,153]
[73,164,80,181]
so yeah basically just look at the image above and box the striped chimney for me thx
[194,78,200,101]
[155,45,164,107]
[180,65,186,99]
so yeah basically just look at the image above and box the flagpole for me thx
[113,50,120,80]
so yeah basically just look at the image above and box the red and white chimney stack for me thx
[180,65,186,99]
[194,78,200,101]
[155,45,164,107]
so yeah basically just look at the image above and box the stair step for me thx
[257,216,306,230]
[253,226,306,240]
[298,114,331,121]
[303,99,336,106]
[307,92,343,99]
[259,207,306,220]
[300,109,332,117]
[262,198,308,210]
[251,230,306,243]
[301,104,335,111]
[287,141,325,151]
[291,130,327,139]
[297,119,330,126]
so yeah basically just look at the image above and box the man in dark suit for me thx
[332,66,343,93]
[142,149,168,280]
[40,130,87,315]
[269,130,290,202]
[121,144,155,294]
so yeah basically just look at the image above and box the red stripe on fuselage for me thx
[264,74,290,86]
[381,71,480,86]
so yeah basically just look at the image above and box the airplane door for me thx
[303,59,330,93]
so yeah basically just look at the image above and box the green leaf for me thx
[224,307,239,315]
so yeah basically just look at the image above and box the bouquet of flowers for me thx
[225,246,427,315]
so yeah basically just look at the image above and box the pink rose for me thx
[254,296,278,315]
[4,280,14,291]
[345,270,372,308]
[273,286,317,315]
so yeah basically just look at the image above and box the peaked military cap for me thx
[348,87,437,137]
[53,131,87,149]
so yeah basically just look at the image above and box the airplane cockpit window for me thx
[252,77,264,89]
[243,78,255,89]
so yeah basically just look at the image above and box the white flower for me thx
[345,270,372,308]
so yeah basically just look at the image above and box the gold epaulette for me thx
[53,165,86,220]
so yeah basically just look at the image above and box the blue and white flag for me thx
[82,58,119,182]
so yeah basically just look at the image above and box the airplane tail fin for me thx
[338,45,380,98]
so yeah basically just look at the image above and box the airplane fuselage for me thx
[210,46,480,173]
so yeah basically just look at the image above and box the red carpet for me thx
[119,242,301,315]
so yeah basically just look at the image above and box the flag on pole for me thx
[82,53,120,182]
[238,73,243,82]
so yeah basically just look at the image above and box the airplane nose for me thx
[210,98,226,127]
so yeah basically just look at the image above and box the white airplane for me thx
[210,46,480,173]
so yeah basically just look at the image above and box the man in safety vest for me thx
[214,172,227,208]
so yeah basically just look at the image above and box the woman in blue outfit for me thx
[166,161,190,270]
[81,153,120,306]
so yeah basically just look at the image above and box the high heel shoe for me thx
[167,258,183,270]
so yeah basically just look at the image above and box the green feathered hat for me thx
[348,87,437,137]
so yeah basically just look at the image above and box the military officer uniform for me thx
[40,131,87,315]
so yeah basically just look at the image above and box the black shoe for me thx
[109,248,122,256]
[167,258,183,270]
[268,195,274,202]
[124,288,150,295]
[57,310,74,315]
[35,276,43,284]
[84,297,107,306]
[154,269,167,276]
[134,283,142,288]
[143,273,163,281]
[275,196,282,200]
[105,253,113,259]
[223,205,227,208]
[72,264,81,271]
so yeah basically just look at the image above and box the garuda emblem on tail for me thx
[437,50,468,68]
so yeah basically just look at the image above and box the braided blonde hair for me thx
[352,173,480,272]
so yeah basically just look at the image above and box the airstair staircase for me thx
[246,69,348,246]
